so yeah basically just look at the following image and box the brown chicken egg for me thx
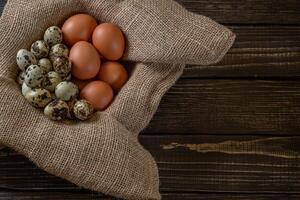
[80,81,114,111]
[92,23,125,61]
[70,41,101,80]
[62,14,97,46]
[98,61,128,91]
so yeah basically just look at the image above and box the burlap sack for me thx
[0,0,235,199]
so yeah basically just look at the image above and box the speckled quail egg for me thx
[31,40,49,59]
[25,65,45,88]
[44,26,63,47]
[52,56,71,77]
[42,71,62,92]
[21,82,32,96]
[49,44,69,62]
[17,71,26,85]
[55,81,78,101]
[44,99,70,121]
[25,88,52,108]
[73,100,94,120]
[38,58,52,73]
[66,97,77,119]
[16,49,37,71]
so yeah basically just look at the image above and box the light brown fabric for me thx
[0,0,235,199]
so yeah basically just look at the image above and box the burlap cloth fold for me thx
[0,0,235,199]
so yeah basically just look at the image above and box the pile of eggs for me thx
[16,14,128,121]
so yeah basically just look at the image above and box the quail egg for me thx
[17,71,26,85]
[16,49,37,71]
[52,56,71,77]
[42,71,62,92]
[66,97,77,119]
[25,65,45,88]
[31,40,49,59]
[44,99,70,121]
[21,82,32,96]
[44,26,63,47]
[25,88,52,108]
[38,58,52,73]
[73,100,94,120]
[49,44,69,62]
[55,81,78,101]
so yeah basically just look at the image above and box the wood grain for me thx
[177,0,300,25]
[162,193,300,200]
[1,0,300,25]
[144,79,300,135]
[185,26,300,78]
[1,191,300,200]
[1,135,300,194]
[1,0,300,199]
[149,135,300,193]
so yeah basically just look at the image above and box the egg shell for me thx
[38,58,52,73]
[44,99,69,121]
[43,71,62,92]
[73,99,94,120]
[25,65,45,88]
[98,61,128,91]
[80,81,114,111]
[31,40,49,59]
[55,81,79,101]
[66,97,78,119]
[16,49,37,71]
[44,26,63,47]
[52,56,71,77]
[92,23,125,61]
[49,44,69,62]
[25,88,52,108]
[21,82,32,96]
[17,71,26,85]
[70,41,101,80]
[62,14,97,46]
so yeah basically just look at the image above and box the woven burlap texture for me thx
[0,0,235,199]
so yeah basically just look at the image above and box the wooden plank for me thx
[1,2,299,78]
[177,0,300,25]
[146,135,300,193]
[226,26,300,49]
[1,0,300,25]
[162,193,300,200]
[1,135,300,194]
[144,79,300,135]
[2,79,296,136]
[2,79,299,136]
[184,26,300,78]
[0,191,114,200]
[1,191,300,200]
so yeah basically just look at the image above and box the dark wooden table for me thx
[1,0,300,199]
